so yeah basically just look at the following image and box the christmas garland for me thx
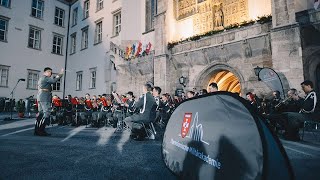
[168,15,272,50]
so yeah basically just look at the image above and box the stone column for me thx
[153,0,170,92]
[270,0,304,91]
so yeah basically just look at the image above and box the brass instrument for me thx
[274,97,290,109]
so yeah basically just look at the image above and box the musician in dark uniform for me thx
[123,83,157,139]
[124,91,136,117]
[34,67,64,136]
[271,80,318,141]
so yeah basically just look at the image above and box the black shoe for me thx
[283,133,300,141]
[133,135,145,141]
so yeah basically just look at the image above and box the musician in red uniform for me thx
[80,93,93,126]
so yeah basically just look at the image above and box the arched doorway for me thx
[207,70,241,93]
[195,64,243,95]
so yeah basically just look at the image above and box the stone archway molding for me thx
[194,62,245,94]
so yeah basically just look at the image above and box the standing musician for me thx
[34,67,64,136]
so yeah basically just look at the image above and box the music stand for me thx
[4,78,26,121]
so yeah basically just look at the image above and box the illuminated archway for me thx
[207,70,241,93]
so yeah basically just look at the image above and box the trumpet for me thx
[274,97,290,109]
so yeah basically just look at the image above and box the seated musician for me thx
[159,93,172,125]
[123,83,157,140]
[152,86,163,122]
[80,93,93,125]
[51,95,62,124]
[268,80,319,141]
[91,95,101,127]
[97,94,112,127]
[111,92,126,129]
[124,91,136,117]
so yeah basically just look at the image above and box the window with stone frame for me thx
[83,0,90,19]
[89,68,96,89]
[76,71,83,91]
[52,33,63,55]
[28,26,41,50]
[54,7,65,27]
[0,0,10,8]
[70,32,76,54]
[72,7,78,26]
[31,0,44,19]
[52,73,62,91]
[0,65,9,87]
[81,26,88,50]
[95,21,102,44]
[145,0,157,31]
[27,69,40,90]
[0,17,9,42]
[113,11,121,36]
[97,0,103,11]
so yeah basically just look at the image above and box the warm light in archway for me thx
[207,70,241,94]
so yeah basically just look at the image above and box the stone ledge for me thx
[171,23,272,55]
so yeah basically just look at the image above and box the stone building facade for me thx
[110,0,320,98]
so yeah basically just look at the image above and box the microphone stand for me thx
[5,79,22,121]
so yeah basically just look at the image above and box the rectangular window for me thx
[76,71,83,91]
[52,73,61,91]
[52,34,63,55]
[72,7,78,26]
[83,0,90,19]
[81,26,88,49]
[95,21,102,44]
[27,70,40,89]
[89,68,96,89]
[0,0,10,8]
[70,33,76,54]
[113,11,121,36]
[97,0,103,11]
[54,7,65,27]
[0,65,9,87]
[0,17,8,42]
[145,0,157,31]
[28,26,41,49]
[31,0,44,19]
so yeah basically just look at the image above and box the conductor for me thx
[34,67,64,136]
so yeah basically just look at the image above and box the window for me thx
[113,11,121,36]
[52,73,61,91]
[0,65,9,87]
[54,7,65,27]
[31,0,44,19]
[95,21,102,44]
[0,0,10,8]
[70,33,76,54]
[145,0,157,31]
[83,0,90,19]
[89,68,96,89]
[28,26,41,49]
[81,26,88,49]
[27,70,39,89]
[97,0,103,11]
[0,17,8,42]
[52,34,63,55]
[76,71,83,91]
[72,7,78,26]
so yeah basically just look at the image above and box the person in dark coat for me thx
[34,67,64,136]
[123,83,157,136]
